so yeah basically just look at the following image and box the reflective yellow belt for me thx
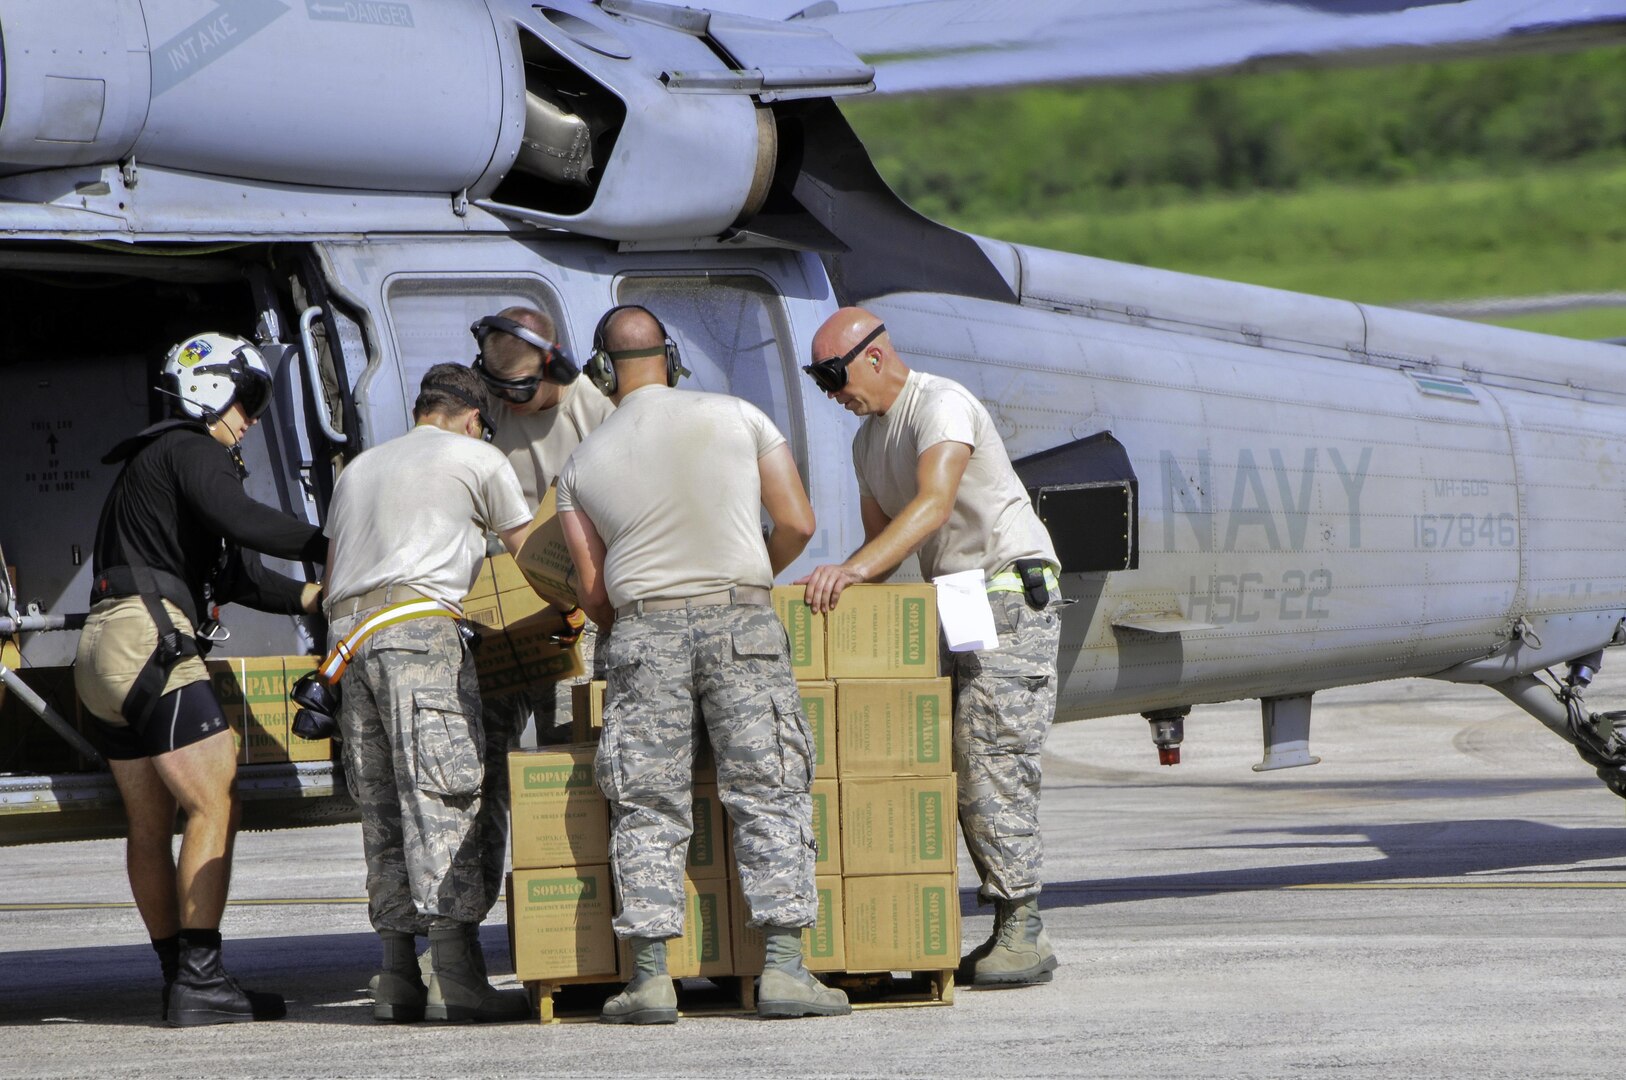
[317,598,459,682]
[986,565,1060,595]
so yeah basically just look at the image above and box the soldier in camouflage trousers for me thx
[335,614,487,936]
[951,591,1062,904]
[322,363,535,1024]
[800,307,1065,988]
[598,604,817,940]
[557,303,849,1022]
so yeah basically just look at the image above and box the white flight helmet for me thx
[161,332,274,422]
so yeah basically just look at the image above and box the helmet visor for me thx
[235,365,273,420]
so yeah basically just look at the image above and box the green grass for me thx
[1479,309,1626,341]
[941,159,1626,327]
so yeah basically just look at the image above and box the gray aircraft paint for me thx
[0,1,1623,809]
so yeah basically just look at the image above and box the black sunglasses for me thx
[802,324,886,394]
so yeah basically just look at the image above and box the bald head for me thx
[811,306,886,362]
[603,306,666,357]
[599,305,672,401]
[808,305,906,417]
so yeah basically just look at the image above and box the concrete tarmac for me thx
[2,677,1623,1078]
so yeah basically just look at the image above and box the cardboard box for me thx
[205,659,246,762]
[731,875,844,975]
[474,616,584,701]
[688,783,728,880]
[844,874,959,973]
[835,678,952,777]
[280,656,331,763]
[839,776,957,876]
[618,875,731,980]
[810,778,840,875]
[509,746,610,870]
[509,865,620,983]
[825,584,938,679]
[515,488,578,609]
[798,681,836,779]
[208,657,290,764]
[571,680,604,744]
[772,586,825,681]
[465,585,551,633]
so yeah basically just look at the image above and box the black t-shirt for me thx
[92,424,326,616]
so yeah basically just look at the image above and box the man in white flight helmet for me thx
[76,332,325,1026]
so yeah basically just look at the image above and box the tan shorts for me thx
[75,596,208,724]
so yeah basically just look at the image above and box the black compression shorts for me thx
[89,679,234,761]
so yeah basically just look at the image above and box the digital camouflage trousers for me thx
[335,612,487,933]
[951,590,1062,903]
[598,603,816,940]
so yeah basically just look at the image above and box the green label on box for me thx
[921,886,949,956]
[901,598,928,665]
[802,694,826,765]
[523,762,594,790]
[918,790,944,861]
[784,602,813,666]
[694,893,720,963]
[915,694,941,763]
[811,791,828,864]
[528,875,597,903]
[810,886,834,958]
[689,793,716,868]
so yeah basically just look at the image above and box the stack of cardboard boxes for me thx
[508,582,961,994]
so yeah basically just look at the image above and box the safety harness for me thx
[94,419,218,726]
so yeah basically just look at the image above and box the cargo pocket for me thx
[410,688,483,798]
[731,617,788,662]
[772,690,814,792]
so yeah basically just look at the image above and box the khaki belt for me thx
[330,584,433,621]
[616,586,771,620]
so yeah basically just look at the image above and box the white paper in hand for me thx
[933,568,999,653]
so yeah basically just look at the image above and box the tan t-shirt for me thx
[324,425,532,611]
[556,385,786,610]
[492,380,615,504]
[854,370,1057,580]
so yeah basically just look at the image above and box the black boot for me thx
[373,930,426,1023]
[152,935,179,1023]
[167,929,287,1027]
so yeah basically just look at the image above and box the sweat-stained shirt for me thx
[323,424,532,612]
[853,370,1057,580]
[556,385,785,611]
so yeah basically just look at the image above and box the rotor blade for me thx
[781,0,1626,96]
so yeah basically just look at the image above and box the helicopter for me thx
[2,0,1625,845]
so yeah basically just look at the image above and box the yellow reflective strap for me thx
[986,566,1060,595]
[318,598,458,682]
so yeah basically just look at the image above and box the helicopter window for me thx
[381,275,571,430]
[612,273,808,481]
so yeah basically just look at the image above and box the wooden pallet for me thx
[523,969,953,1024]
[525,975,753,1025]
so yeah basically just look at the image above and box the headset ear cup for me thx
[587,349,617,396]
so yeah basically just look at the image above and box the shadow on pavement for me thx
[0,925,517,1027]
[1036,818,1626,910]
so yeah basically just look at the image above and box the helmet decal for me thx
[176,339,212,368]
